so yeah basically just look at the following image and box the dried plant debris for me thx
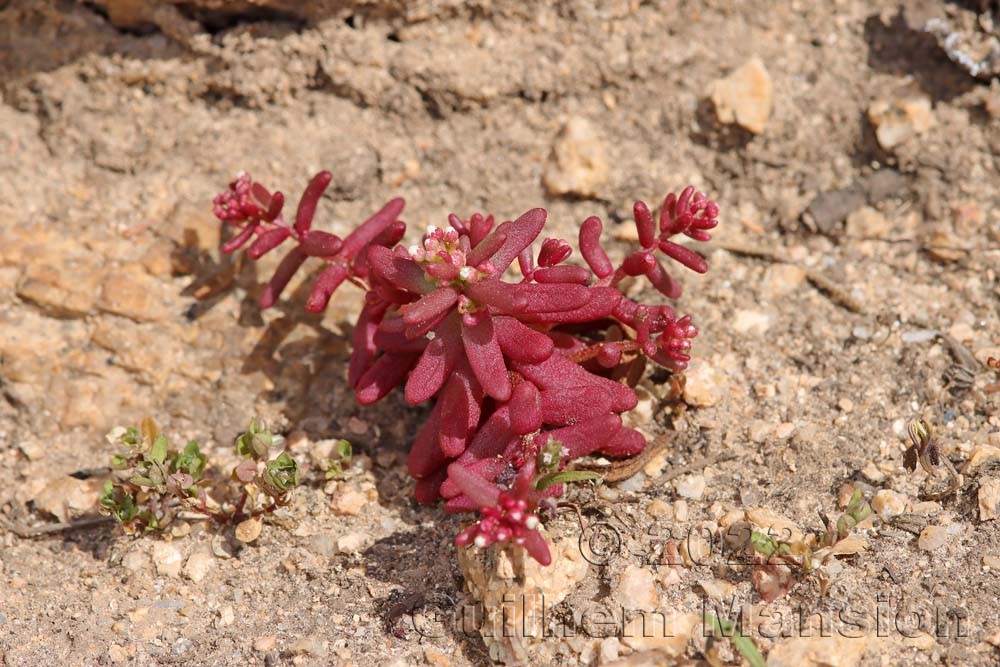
[905,0,1000,79]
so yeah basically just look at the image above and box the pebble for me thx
[978,478,1000,521]
[767,634,870,667]
[217,606,235,627]
[966,445,1000,472]
[761,263,806,298]
[31,476,102,523]
[619,612,698,657]
[917,525,949,551]
[901,328,937,344]
[98,266,171,322]
[615,565,658,611]
[748,420,771,444]
[253,636,277,653]
[646,499,673,519]
[682,360,726,408]
[845,206,892,239]
[774,422,796,440]
[330,487,370,516]
[708,57,773,134]
[731,309,771,335]
[872,489,908,520]
[542,117,608,198]
[983,555,1000,569]
[121,548,149,572]
[673,499,689,522]
[289,637,328,658]
[674,474,706,500]
[336,532,372,554]
[152,542,184,578]
[868,92,935,150]
[423,648,452,667]
[183,549,215,584]
[861,462,886,483]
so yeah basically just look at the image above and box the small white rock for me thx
[675,474,706,500]
[978,478,1000,522]
[183,549,215,584]
[336,532,372,554]
[708,57,773,134]
[683,360,726,408]
[732,309,771,335]
[872,489,908,520]
[152,542,184,578]
[917,525,949,551]
[615,565,658,611]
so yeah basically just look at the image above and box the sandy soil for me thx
[1,1,999,665]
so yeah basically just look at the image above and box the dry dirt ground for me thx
[1,1,1000,666]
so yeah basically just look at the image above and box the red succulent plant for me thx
[212,172,718,564]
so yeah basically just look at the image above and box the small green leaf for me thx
[150,434,168,464]
[705,614,767,667]
[334,439,353,462]
[534,469,602,491]
[262,452,300,496]
[174,440,207,479]
[750,531,777,557]
[236,418,272,461]
[110,453,130,470]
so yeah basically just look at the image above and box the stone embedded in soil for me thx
[978,478,1000,522]
[183,549,215,583]
[731,309,771,335]
[619,612,698,657]
[31,476,103,523]
[682,359,726,408]
[767,634,871,667]
[868,92,935,150]
[708,56,773,134]
[872,489,909,520]
[152,542,184,578]
[917,525,949,551]
[965,445,1000,472]
[330,486,372,516]
[457,528,588,664]
[336,531,372,554]
[674,474,706,500]
[615,565,658,611]
[16,253,102,318]
[761,263,807,298]
[542,117,608,198]
[98,266,172,322]
[845,206,892,239]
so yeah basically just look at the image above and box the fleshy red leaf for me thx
[259,246,307,308]
[305,263,349,313]
[509,381,543,435]
[658,240,708,273]
[579,216,613,278]
[294,171,333,235]
[461,314,511,401]
[405,315,462,404]
[532,265,591,284]
[493,316,554,363]
[341,197,406,259]
[446,462,501,508]
[355,352,420,405]
[483,208,546,272]
[247,226,291,259]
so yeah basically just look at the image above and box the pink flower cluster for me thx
[213,172,718,564]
